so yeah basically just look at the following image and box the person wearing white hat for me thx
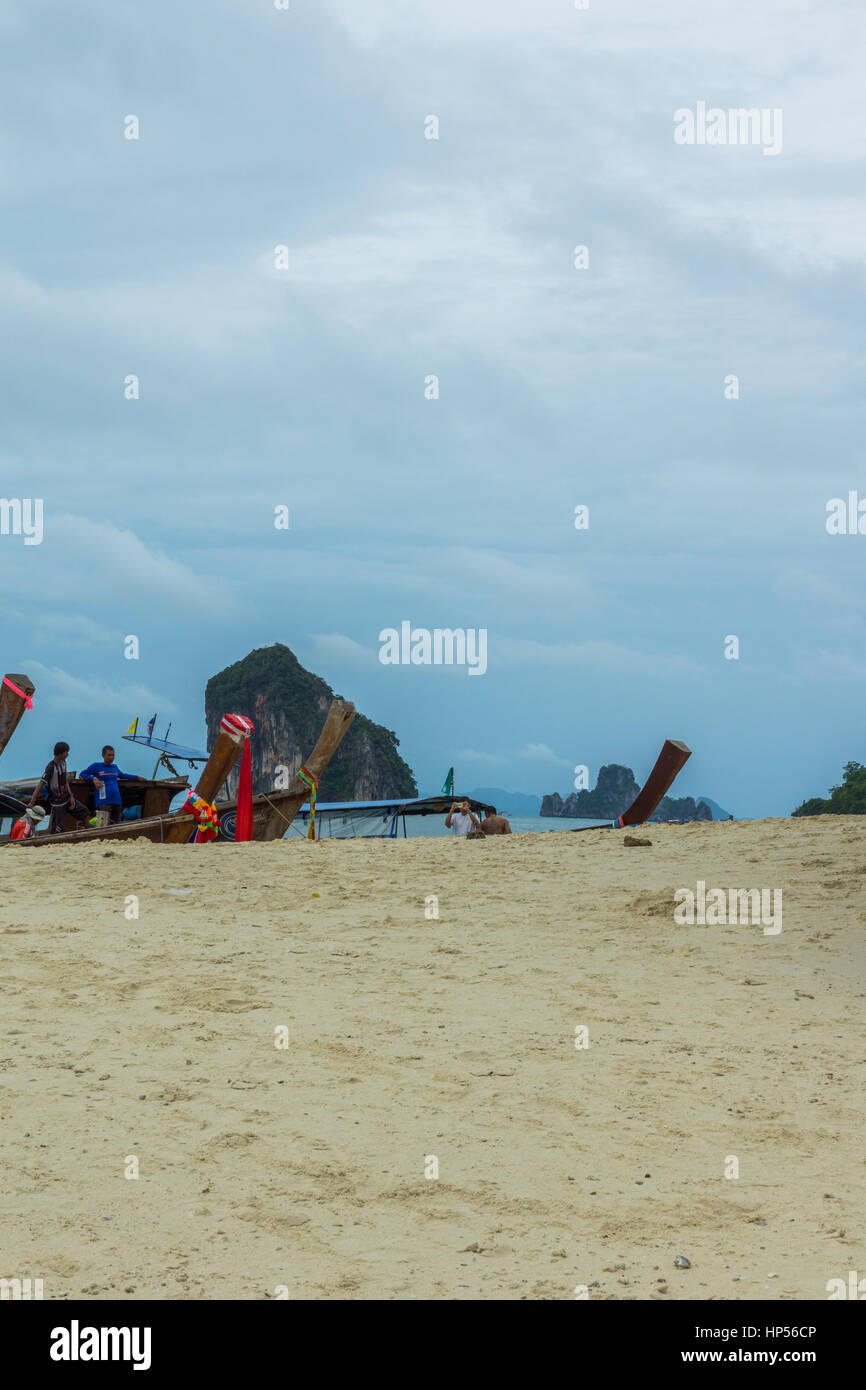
[10,804,46,841]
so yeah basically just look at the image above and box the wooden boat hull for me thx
[570,739,692,831]
[0,775,189,832]
[67,776,187,830]
[0,790,27,819]
[5,699,356,847]
[0,673,35,761]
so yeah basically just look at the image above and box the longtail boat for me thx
[570,739,692,831]
[0,672,35,761]
[4,698,356,847]
[0,773,189,830]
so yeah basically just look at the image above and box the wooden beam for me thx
[616,739,691,826]
[570,738,692,831]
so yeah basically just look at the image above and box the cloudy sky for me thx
[1,0,864,815]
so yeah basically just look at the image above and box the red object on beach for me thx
[235,734,254,842]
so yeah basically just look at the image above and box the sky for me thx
[1,0,865,816]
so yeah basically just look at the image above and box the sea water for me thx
[284,813,606,840]
[401,814,604,837]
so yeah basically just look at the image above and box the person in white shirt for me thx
[445,799,481,836]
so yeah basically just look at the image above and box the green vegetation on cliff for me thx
[205,644,417,801]
[792,761,866,817]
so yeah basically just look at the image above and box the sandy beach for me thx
[1,816,864,1301]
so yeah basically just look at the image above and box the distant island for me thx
[541,763,718,823]
[792,761,866,817]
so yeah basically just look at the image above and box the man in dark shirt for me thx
[28,741,91,834]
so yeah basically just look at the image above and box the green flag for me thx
[441,767,454,796]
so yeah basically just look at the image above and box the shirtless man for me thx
[481,807,512,835]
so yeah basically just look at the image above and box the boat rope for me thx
[298,766,319,840]
[258,791,295,829]
[248,771,321,839]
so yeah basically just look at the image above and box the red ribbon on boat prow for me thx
[220,713,254,741]
[2,676,34,710]
[222,713,255,841]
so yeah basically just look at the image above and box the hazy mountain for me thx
[469,787,542,816]
[696,796,733,820]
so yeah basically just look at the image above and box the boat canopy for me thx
[291,793,495,839]
[123,734,209,762]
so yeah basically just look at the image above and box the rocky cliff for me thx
[541,764,712,823]
[541,764,640,820]
[205,644,417,801]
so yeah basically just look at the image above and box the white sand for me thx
[1,816,864,1300]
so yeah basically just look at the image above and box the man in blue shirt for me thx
[80,745,144,827]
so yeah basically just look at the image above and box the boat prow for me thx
[0,673,35,762]
[571,739,692,831]
[4,698,356,847]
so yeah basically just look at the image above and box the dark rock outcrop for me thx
[542,764,640,820]
[695,795,732,821]
[541,765,712,823]
[205,644,417,801]
[651,795,712,823]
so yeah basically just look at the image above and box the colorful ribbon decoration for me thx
[184,792,219,842]
[298,765,319,841]
[3,676,33,710]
